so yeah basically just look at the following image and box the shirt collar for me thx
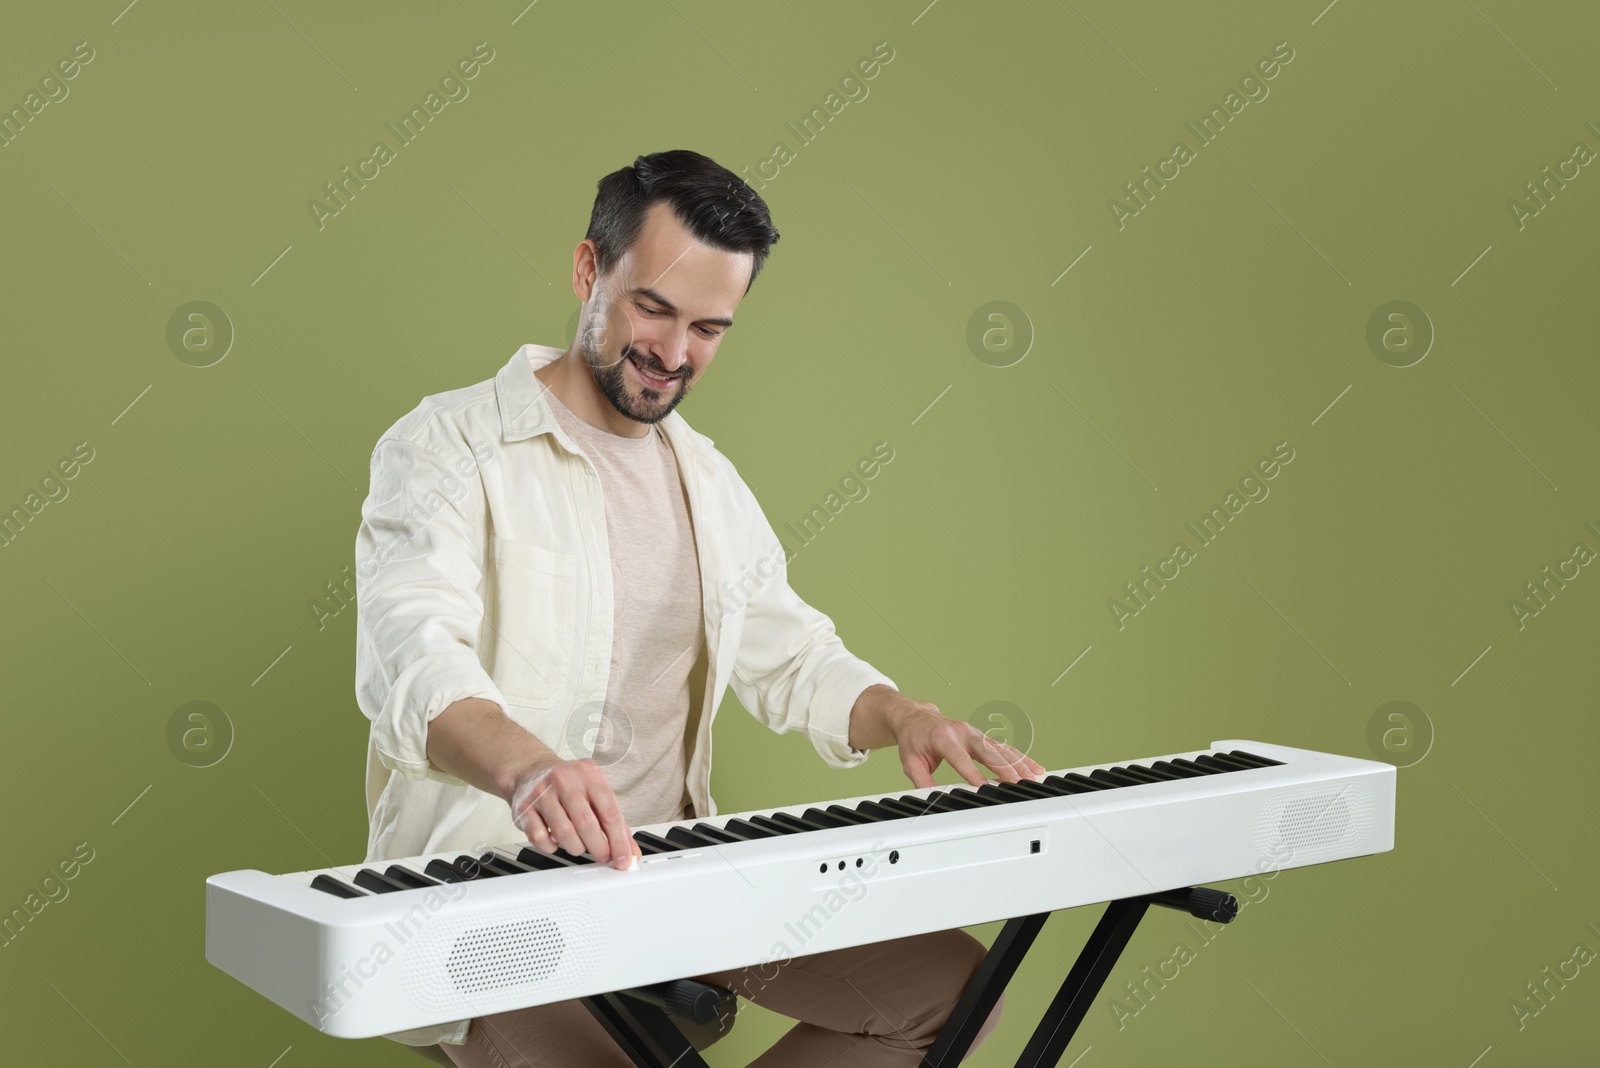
[494,343,714,454]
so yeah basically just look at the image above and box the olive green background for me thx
[2,1,1596,1065]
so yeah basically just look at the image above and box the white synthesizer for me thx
[205,739,1395,1039]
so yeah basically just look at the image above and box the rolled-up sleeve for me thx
[725,473,897,770]
[353,423,508,786]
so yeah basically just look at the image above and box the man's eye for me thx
[638,304,663,316]
[697,326,720,338]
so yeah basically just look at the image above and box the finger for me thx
[972,732,1036,782]
[901,752,939,790]
[523,817,560,854]
[542,805,582,856]
[942,735,991,787]
[979,739,1033,782]
[589,787,637,871]
[561,793,614,865]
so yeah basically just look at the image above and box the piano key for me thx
[920,792,987,813]
[945,788,1008,807]
[933,790,994,810]
[310,874,367,898]
[424,859,466,883]
[722,818,780,839]
[1194,754,1249,773]
[1047,773,1113,792]
[690,822,747,844]
[632,831,686,854]
[1202,753,1258,772]
[800,807,861,829]
[1089,768,1145,787]
[748,815,802,836]
[1111,765,1167,784]
[767,812,831,833]
[1171,758,1224,776]
[1150,759,1206,778]
[824,805,880,825]
[516,846,583,871]
[352,869,408,894]
[385,864,439,888]
[452,855,503,879]
[479,852,538,876]
[1006,779,1066,799]
[554,847,596,866]
[892,794,947,816]
[665,826,721,849]
[1229,749,1283,768]
[990,781,1051,802]
[872,797,934,818]
[854,801,913,821]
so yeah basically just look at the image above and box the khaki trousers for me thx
[440,927,1005,1067]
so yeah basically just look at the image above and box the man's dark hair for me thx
[585,150,779,294]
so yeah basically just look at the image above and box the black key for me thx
[1111,765,1166,784]
[311,874,366,898]
[425,859,466,883]
[1202,753,1256,772]
[1007,779,1065,799]
[1229,749,1283,768]
[691,822,746,844]
[479,852,537,876]
[855,801,913,821]
[517,846,583,870]
[934,790,993,810]
[801,808,858,829]
[893,795,946,816]
[749,815,802,836]
[385,864,439,889]
[633,831,686,854]
[768,812,830,833]
[353,868,408,894]
[1089,768,1144,787]
[921,792,987,813]
[723,818,780,840]
[872,797,932,818]
[1047,773,1113,793]
[1151,760,1206,779]
[1195,754,1248,773]
[1172,758,1224,776]
[552,847,596,865]
[990,781,1050,802]
[452,855,501,879]
[666,826,720,848]
[826,804,880,824]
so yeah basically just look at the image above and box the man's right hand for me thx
[509,758,642,871]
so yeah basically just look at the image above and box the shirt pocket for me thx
[487,534,578,709]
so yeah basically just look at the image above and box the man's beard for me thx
[581,324,689,425]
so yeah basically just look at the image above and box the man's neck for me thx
[535,350,651,439]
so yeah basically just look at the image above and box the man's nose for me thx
[653,333,691,374]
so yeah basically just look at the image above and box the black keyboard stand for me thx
[580,979,728,1068]
[924,885,1239,1067]
[580,885,1238,1068]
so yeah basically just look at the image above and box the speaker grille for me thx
[1253,782,1373,864]
[402,896,604,1015]
[447,917,566,995]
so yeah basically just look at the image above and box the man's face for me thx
[577,200,750,425]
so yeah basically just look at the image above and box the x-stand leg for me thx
[581,886,1237,1068]
[922,886,1239,1067]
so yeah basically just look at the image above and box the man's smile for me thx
[628,353,680,390]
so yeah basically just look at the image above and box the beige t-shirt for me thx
[544,388,702,828]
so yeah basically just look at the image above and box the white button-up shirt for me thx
[352,344,897,1043]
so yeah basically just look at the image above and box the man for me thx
[354,150,1044,1065]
